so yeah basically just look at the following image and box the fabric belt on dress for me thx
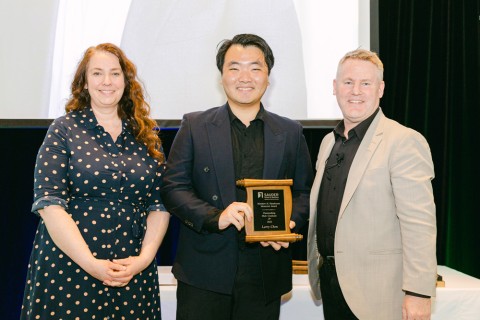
[131,201,147,240]
[69,196,147,240]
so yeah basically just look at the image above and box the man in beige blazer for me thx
[307,49,437,320]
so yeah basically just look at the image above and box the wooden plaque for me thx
[236,179,303,243]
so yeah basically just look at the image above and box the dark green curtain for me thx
[378,0,480,277]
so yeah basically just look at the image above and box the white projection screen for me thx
[0,0,373,125]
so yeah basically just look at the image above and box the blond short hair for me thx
[337,49,384,80]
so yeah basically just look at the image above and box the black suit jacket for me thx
[161,104,313,302]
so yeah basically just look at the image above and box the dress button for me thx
[203,167,210,172]
[212,195,218,201]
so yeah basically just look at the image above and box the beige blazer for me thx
[307,109,437,319]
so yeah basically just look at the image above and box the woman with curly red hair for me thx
[21,43,169,319]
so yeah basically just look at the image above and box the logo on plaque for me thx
[236,179,303,243]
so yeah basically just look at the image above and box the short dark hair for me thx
[216,33,274,75]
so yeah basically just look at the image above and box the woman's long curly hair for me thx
[65,43,164,163]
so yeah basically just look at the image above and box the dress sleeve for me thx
[146,161,167,213]
[31,119,71,215]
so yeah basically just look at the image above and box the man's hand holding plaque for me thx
[218,202,253,231]
[235,179,303,243]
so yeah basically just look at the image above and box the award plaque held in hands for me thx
[236,179,303,243]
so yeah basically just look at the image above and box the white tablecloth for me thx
[158,265,480,320]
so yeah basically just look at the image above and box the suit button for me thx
[204,167,210,172]
[212,195,218,201]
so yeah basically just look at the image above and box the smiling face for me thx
[221,45,269,111]
[334,59,385,130]
[85,51,125,111]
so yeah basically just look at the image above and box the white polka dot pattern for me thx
[21,108,165,319]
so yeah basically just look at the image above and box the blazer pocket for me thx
[368,248,402,255]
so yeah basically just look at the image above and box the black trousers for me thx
[176,246,281,320]
[319,257,358,320]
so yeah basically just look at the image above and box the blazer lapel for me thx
[262,113,286,179]
[310,133,335,216]
[308,132,335,242]
[339,110,385,218]
[207,104,237,206]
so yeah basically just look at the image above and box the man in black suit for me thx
[161,34,313,320]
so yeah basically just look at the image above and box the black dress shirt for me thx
[316,108,379,257]
[230,105,265,201]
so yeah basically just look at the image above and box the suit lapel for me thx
[308,132,335,245]
[262,113,285,179]
[310,133,335,218]
[207,104,237,206]
[339,110,385,218]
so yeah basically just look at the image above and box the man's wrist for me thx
[203,208,222,232]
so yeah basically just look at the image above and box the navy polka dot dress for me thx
[21,108,166,319]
